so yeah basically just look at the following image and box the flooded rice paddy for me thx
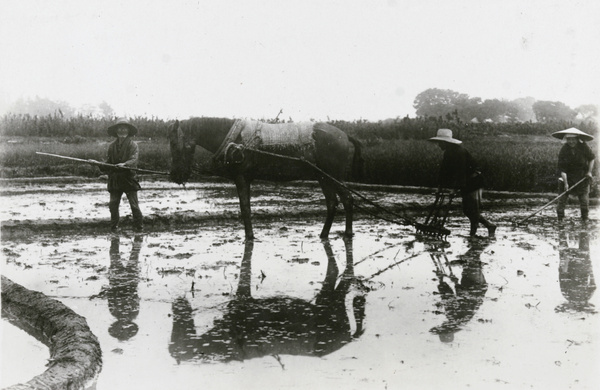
[1,178,599,389]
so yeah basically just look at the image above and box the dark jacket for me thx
[100,137,141,193]
[558,142,595,186]
[439,144,483,192]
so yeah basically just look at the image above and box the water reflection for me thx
[555,229,596,313]
[169,238,366,363]
[107,234,144,341]
[429,238,490,343]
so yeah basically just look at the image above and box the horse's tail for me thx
[348,136,365,182]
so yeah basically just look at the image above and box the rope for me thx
[242,146,418,227]
[188,143,451,235]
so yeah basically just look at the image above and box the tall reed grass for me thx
[1,114,597,194]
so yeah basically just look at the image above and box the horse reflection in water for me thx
[169,238,366,363]
[428,238,491,343]
[555,229,596,313]
[106,234,144,341]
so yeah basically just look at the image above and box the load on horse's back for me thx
[168,117,363,239]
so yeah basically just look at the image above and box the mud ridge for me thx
[0,200,589,239]
[1,276,102,390]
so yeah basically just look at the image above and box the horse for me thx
[168,117,363,239]
[168,238,366,363]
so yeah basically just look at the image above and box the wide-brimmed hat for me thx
[552,127,593,142]
[107,118,138,137]
[428,128,462,144]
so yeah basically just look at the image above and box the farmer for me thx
[552,128,595,222]
[428,129,496,237]
[90,118,143,232]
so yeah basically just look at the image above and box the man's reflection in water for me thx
[169,237,366,363]
[107,234,144,341]
[429,238,490,343]
[555,229,596,313]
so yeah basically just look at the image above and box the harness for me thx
[212,119,245,165]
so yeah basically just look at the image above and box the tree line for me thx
[1,90,597,140]
[1,111,596,142]
[413,88,597,124]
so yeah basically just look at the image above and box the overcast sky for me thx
[1,0,598,121]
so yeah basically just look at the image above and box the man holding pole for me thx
[89,118,143,232]
[428,129,496,237]
[552,128,595,223]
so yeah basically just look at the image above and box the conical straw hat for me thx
[551,127,593,142]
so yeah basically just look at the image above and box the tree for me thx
[413,88,471,119]
[511,97,536,122]
[575,104,598,121]
[98,101,115,118]
[532,101,577,122]
[413,89,521,123]
[455,97,482,122]
[473,99,523,123]
[8,96,75,117]
[412,89,587,124]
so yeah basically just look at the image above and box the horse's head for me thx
[168,120,195,184]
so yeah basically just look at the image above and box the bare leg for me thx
[468,217,479,237]
[464,189,495,237]
[462,191,479,236]
[479,216,496,237]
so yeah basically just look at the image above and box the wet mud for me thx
[1,178,598,389]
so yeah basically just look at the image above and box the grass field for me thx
[0,115,597,194]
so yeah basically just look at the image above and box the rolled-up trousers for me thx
[462,188,493,235]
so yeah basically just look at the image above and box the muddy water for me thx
[1,179,599,390]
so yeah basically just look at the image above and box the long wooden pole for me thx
[35,152,170,175]
[515,177,588,225]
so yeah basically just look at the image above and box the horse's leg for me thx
[318,178,339,239]
[313,125,356,238]
[234,175,254,240]
[336,185,354,237]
